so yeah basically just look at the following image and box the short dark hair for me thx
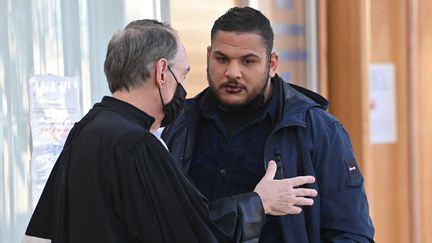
[211,7,274,55]
[104,19,178,93]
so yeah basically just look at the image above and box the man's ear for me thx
[269,52,279,78]
[207,46,211,62]
[154,58,169,88]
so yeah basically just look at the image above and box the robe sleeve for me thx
[209,192,265,243]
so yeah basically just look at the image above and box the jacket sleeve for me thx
[311,114,375,242]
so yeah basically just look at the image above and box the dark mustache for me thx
[221,80,245,88]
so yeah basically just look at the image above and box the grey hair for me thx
[104,19,178,93]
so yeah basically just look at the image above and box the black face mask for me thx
[159,67,187,127]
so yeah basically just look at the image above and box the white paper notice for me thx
[369,64,397,144]
[29,75,82,208]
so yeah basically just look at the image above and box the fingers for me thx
[295,188,318,197]
[278,176,317,197]
[271,197,314,216]
[256,162,318,216]
[289,206,302,215]
[285,175,316,187]
[263,160,277,180]
[272,206,303,215]
[294,196,315,206]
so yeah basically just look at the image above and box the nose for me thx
[225,60,241,80]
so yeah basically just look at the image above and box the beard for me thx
[206,63,271,113]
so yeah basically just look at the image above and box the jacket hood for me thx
[276,74,329,126]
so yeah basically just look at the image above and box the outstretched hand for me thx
[254,160,317,215]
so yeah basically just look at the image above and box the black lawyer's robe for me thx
[26,96,264,243]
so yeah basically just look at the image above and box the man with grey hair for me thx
[24,19,317,243]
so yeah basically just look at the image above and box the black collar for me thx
[96,96,155,130]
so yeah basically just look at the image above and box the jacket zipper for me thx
[263,123,306,178]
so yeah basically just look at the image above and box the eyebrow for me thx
[213,50,260,59]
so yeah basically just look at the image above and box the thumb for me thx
[263,160,277,180]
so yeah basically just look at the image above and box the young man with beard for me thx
[162,7,375,242]
[24,19,319,243]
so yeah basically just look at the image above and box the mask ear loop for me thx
[167,66,180,84]
[158,86,165,107]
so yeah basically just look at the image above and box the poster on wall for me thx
[369,63,397,144]
[29,74,82,208]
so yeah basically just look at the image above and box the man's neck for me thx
[113,86,163,131]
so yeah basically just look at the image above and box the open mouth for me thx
[222,83,243,94]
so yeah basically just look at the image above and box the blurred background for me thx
[1,0,431,242]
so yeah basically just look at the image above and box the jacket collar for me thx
[274,74,329,127]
